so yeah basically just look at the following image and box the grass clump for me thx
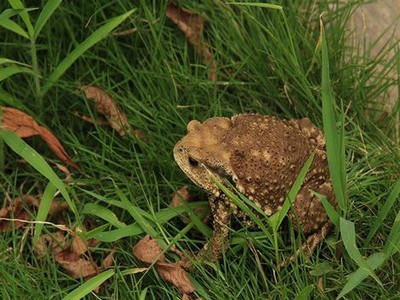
[1,0,399,299]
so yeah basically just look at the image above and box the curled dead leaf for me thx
[71,235,88,256]
[156,262,195,294]
[35,227,113,285]
[1,106,78,169]
[0,195,67,232]
[54,249,99,279]
[48,200,69,216]
[34,231,66,258]
[170,186,192,208]
[166,1,216,81]
[54,163,73,182]
[132,234,165,264]
[80,85,131,136]
[170,186,210,224]
[103,248,115,269]
[317,277,324,293]
[132,234,195,296]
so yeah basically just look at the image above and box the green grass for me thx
[1,0,399,299]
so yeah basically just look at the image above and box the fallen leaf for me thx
[54,162,73,182]
[0,195,68,232]
[102,248,115,268]
[1,199,25,231]
[48,200,69,216]
[156,262,195,294]
[133,234,165,264]
[80,85,132,137]
[132,234,195,296]
[35,227,113,285]
[317,277,324,293]
[170,186,210,224]
[0,196,37,231]
[1,107,78,169]
[34,231,66,258]
[166,1,216,80]
[170,186,193,224]
[170,186,192,209]
[54,249,98,279]
[71,235,88,256]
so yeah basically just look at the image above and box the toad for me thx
[173,114,336,263]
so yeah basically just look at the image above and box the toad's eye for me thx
[188,157,199,167]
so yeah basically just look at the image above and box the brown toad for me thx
[173,114,336,263]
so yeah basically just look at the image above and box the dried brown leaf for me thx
[34,231,65,258]
[0,195,68,232]
[0,196,35,231]
[317,277,324,293]
[54,249,98,279]
[80,86,131,136]
[170,186,192,208]
[1,107,78,169]
[170,186,210,224]
[103,249,115,268]
[132,234,165,264]
[133,235,195,295]
[48,200,69,216]
[71,235,88,256]
[35,228,112,282]
[73,111,109,125]
[54,162,73,182]
[156,262,195,294]
[166,2,216,80]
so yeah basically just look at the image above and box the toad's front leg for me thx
[197,196,231,262]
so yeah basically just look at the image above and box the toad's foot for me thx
[279,221,332,268]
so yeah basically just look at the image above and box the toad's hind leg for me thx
[282,177,335,267]
[197,196,231,262]
[282,221,332,267]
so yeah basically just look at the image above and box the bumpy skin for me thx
[173,114,336,263]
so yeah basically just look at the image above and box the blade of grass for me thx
[8,0,34,37]
[340,217,383,288]
[63,269,115,300]
[270,152,315,230]
[365,178,400,246]
[0,58,30,67]
[83,201,209,242]
[0,8,36,23]
[33,0,62,39]
[214,178,271,239]
[384,209,400,257]
[0,130,78,216]
[42,9,135,95]
[0,66,33,81]
[82,203,126,229]
[337,252,386,299]
[0,18,29,39]
[294,284,314,300]
[228,2,282,10]
[78,186,209,234]
[32,182,58,246]
[0,109,3,170]
[320,16,347,212]
[0,89,30,111]
[86,223,145,242]
[114,184,157,237]
[312,190,339,227]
